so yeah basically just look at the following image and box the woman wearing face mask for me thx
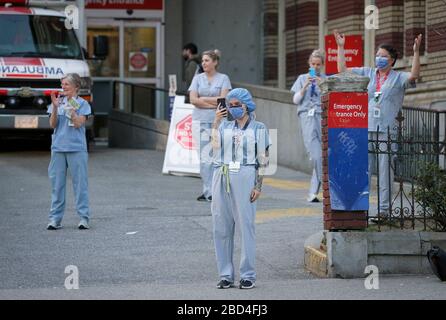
[290,49,326,202]
[189,49,232,202]
[210,88,270,290]
[334,30,422,222]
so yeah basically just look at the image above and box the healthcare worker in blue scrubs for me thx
[47,73,92,230]
[189,49,232,202]
[291,49,326,202]
[334,30,422,221]
[211,88,270,290]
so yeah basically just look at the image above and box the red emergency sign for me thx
[85,0,163,10]
[328,92,368,129]
[325,35,363,75]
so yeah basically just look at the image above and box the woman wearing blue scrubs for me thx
[291,49,326,202]
[334,30,421,221]
[189,50,232,202]
[211,88,270,289]
[47,73,91,230]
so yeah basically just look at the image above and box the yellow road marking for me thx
[263,177,310,190]
[256,207,321,224]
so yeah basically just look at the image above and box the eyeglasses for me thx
[229,104,242,108]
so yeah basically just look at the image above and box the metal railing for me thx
[369,102,446,231]
[112,80,170,120]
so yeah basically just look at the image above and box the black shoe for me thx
[197,194,207,201]
[239,279,255,289]
[216,280,233,289]
[370,213,390,224]
[207,196,212,201]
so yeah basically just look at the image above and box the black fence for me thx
[112,80,170,120]
[369,102,446,231]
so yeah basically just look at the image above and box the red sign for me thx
[129,52,148,71]
[175,115,196,150]
[85,0,163,10]
[328,92,368,129]
[325,35,363,75]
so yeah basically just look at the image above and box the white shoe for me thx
[306,194,320,202]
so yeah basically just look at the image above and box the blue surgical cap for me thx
[226,88,256,113]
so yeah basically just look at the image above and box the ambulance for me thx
[0,0,96,146]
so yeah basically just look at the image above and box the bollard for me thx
[320,72,370,230]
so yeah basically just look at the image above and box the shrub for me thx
[413,162,446,231]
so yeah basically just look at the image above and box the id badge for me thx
[373,107,381,118]
[228,161,241,173]
[307,108,315,117]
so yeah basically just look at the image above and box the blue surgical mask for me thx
[228,106,244,119]
[375,56,389,69]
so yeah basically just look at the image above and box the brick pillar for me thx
[320,72,370,231]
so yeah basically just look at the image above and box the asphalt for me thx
[0,142,445,301]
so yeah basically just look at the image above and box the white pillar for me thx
[74,0,86,48]
[364,0,376,68]
[278,0,286,89]
[319,0,328,52]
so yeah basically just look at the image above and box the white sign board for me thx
[162,95,200,176]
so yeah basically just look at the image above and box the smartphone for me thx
[217,98,233,121]
[309,67,316,77]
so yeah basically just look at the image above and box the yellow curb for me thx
[263,177,310,190]
[256,207,321,224]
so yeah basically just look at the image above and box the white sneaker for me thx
[306,194,320,202]
[78,219,90,230]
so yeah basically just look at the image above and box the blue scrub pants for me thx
[48,151,89,224]
[211,165,256,283]
[299,112,322,196]
[199,122,214,198]
[368,132,395,215]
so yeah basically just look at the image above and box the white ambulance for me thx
[0,0,97,146]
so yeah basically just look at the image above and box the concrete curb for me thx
[304,230,446,278]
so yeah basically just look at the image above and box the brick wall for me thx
[263,0,279,86]
[285,0,319,87]
[326,0,364,35]
[424,0,446,82]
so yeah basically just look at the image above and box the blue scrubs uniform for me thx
[351,67,415,214]
[47,96,91,225]
[189,72,232,198]
[291,73,326,198]
[211,118,270,283]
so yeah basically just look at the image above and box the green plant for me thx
[413,162,446,231]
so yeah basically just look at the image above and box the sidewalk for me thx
[0,146,444,300]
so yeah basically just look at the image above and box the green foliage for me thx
[413,162,446,231]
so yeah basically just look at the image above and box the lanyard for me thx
[232,119,250,161]
[376,70,390,92]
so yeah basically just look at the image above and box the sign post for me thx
[320,72,370,230]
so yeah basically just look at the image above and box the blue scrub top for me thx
[350,67,415,132]
[47,96,92,152]
[188,72,232,123]
[290,73,326,115]
[214,118,271,167]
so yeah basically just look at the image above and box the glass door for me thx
[87,20,162,117]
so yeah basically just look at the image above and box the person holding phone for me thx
[189,49,232,202]
[46,73,92,230]
[210,88,270,289]
[334,30,421,221]
[290,49,326,202]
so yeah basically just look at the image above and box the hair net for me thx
[226,88,256,113]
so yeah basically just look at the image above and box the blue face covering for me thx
[375,56,389,69]
[228,106,244,119]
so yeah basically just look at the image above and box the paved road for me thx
[0,143,445,301]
